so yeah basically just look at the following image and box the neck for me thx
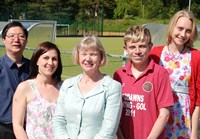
[7,52,23,64]
[36,74,54,85]
[131,59,150,71]
[81,71,103,83]
[168,43,185,54]
[131,59,150,78]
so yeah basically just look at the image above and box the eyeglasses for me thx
[6,34,26,40]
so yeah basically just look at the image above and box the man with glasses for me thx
[0,21,30,139]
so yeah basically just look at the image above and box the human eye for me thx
[140,45,147,48]
[90,53,94,56]
[186,29,192,34]
[128,46,135,50]
[18,34,26,39]
[52,57,58,61]
[93,52,99,56]
[42,56,49,60]
[177,27,183,31]
[80,51,87,56]
[7,34,15,39]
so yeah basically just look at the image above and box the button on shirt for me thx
[52,74,122,139]
[0,54,30,124]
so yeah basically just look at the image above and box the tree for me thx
[114,0,133,19]
[78,0,115,19]
[103,0,116,18]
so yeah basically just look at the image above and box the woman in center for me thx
[52,35,122,139]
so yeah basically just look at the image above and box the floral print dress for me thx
[26,80,57,139]
[160,46,191,139]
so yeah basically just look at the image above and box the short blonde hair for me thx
[167,10,198,48]
[124,25,152,46]
[72,35,107,67]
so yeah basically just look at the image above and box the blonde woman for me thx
[52,35,122,139]
[149,10,200,138]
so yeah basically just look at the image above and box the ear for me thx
[123,45,127,50]
[149,42,153,50]
[2,38,6,44]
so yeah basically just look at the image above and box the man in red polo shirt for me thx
[113,25,174,139]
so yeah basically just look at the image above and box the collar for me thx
[122,59,155,76]
[66,74,113,98]
[4,54,26,68]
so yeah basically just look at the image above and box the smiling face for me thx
[171,17,192,47]
[124,40,152,68]
[3,26,27,57]
[78,48,102,74]
[37,49,58,77]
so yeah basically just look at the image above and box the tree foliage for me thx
[0,0,200,22]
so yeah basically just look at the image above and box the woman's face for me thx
[171,16,192,47]
[78,48,101,74]
[37,49,58,77]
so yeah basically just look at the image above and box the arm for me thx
[94,81,122,139]
[190,51,200,139]
[12,83,28,139]
[147,107,170,139]
[116,125,125,139]
[52,80,70,139]
[190,106,200,139]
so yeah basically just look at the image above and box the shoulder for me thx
[23,57,30,66]
[114,67,124,73]
[14,80,32,98]
[149,46,164,55]
[103,75,122,92]
[151,60,169,75]
[61,74,81,88]
[191,48,200,57]
[190,48,200,64]
[114,61,131,75]
[149,46,164,63]
[63,74,80,84]
[16,80,31,92]
[0,56,4,70]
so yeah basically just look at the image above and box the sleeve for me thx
[113,70,122,84]
[94,80,122,139]
[52,80,70,139]
[195,53,200,107]
[156,70,174,109]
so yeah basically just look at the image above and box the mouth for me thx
[133,55,143,59]
[46,66,55,71]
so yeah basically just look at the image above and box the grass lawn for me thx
[1,36,200,80]
[0,37,126,80]
[55,37,125,79]
[55,37,124,55]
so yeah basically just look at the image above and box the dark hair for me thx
[2,21,28,39]
[29,41,62,82]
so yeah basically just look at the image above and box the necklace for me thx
[168,46,186,61]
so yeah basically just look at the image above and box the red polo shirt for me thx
[113,59,174,139]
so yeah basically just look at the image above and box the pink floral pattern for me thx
[26,80,56,139]
[160,46,191,138]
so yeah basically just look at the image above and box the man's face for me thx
[3,26,27,56]
[124,40,152,66]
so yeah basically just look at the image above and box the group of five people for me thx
[0,9,199,139]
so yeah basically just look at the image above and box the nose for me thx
[180,30,186,37]
[135,47,141,53]
[85,55,91,61]
[13,35,20,41]
[48,59,53,65]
